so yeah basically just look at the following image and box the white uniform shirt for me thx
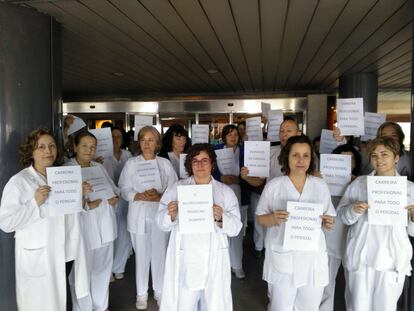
[256,175,336,287]
[65,159,119,250]
[102,149,132,186]
[337,171,414,276]
[0,166,67,311]
[268,145,283,182]
[156,177,242,311]
[119,155,178,234]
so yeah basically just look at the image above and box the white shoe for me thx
[231,268,246,279]
[154,292,162,307]
[135,294,148,310]
[114,273,124,280]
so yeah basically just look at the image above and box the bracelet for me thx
[215,217,223,223]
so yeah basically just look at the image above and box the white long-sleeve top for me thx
[102,149,132,186]
[118,155,178,234]
[337,171,414,276]
[256,175,336,287]
[65,158,119,250]
[156,176,242,311]
[0,166,67,310]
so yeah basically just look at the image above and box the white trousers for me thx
[268,283,324,311]
[70,243,113,311]
[112,202,132,274]
[130,220,169,296]
[347,266,405,311]
[229,204,248,270]
[177,287,207,311]
[319,256,341,311]
[250,192,265,251]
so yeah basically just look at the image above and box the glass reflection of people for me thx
[157,143,242,311]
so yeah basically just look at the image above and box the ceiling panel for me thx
[5,0,412,99]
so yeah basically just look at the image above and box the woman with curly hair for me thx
[0,128,76,311]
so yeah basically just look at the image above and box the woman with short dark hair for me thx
[157,143,242,311]
[256,135,335,311]
[337,136,414,311]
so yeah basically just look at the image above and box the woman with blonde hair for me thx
[119,126,178,309]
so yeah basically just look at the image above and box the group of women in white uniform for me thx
[1,118,414,311]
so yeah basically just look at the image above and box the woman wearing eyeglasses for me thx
[156,143,242,311]
[119,126,177,310]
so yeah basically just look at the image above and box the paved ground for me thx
[108,224,347,311]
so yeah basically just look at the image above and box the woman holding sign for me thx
[214,124,249,279]
[337,136,414,311]
[119,126,177,309]
[376,121,411,180]
[102,127,133,281]
[256,135,335,311]
[66,131,120,311]
[0,128,68,311]
[158,124,191,178]
[320,144,362,311]
[156,143,242,311]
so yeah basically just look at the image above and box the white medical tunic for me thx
[256,175,336,287]
[337,172,414,277]
[118,155,178,234]
[156,177,242,311]
[0,166,67,311]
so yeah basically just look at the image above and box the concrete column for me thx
[338,72,378,113]
[0,3,62,310]
[306,94,328,139]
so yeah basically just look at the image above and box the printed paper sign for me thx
[82,166,115,202]
[134,115,153,141]
[215,148,237,175]
[320,129,342,155]
[267,109,283,142]
[320,154,352,196]
[244,141,270,178]
[178,184,214,234]
[47,166,83,215]
[367,176,407,226]
[191,124,210,144]
[135,159,162,191]
[246,116,263,141]
[337,98,365,136]
[261,102,271,118]
[283,201,323,251]
[361,112,386,141]
[89,128,113,158]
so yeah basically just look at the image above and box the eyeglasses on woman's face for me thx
[191,158,211,166]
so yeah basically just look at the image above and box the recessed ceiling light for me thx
[112,72,125,77]
[206,69,218,74]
